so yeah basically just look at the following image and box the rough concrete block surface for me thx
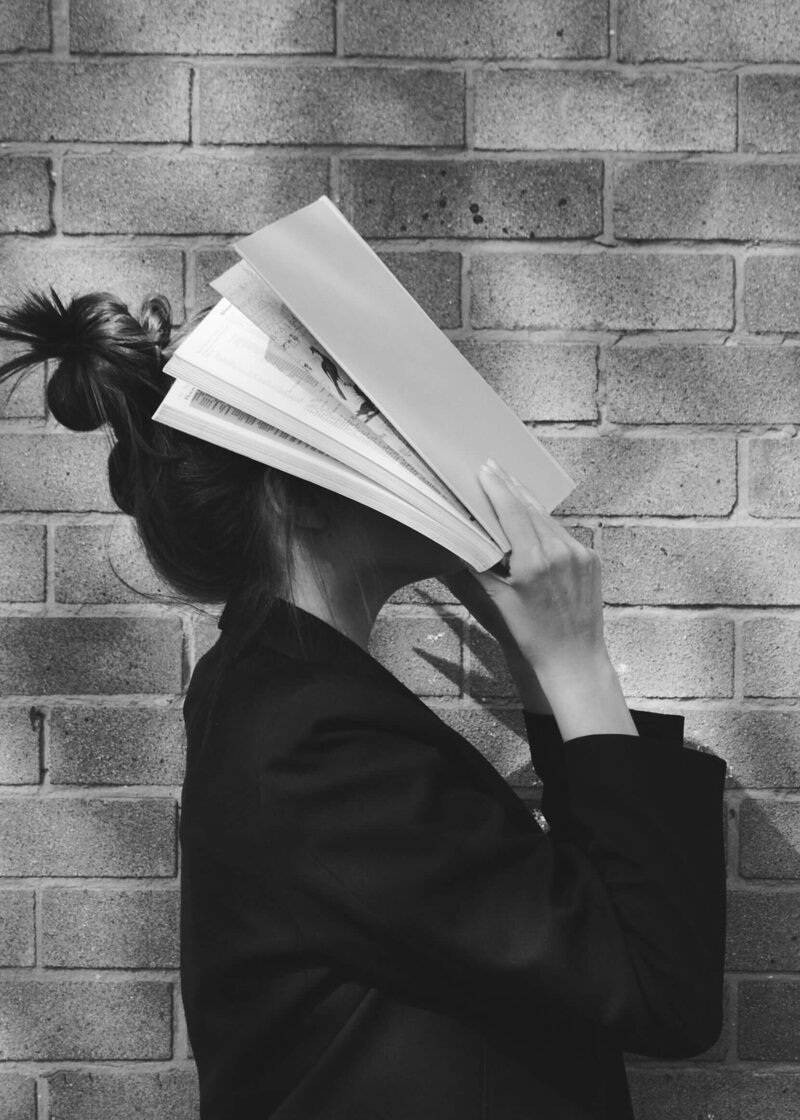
[0,245,185,324]
[199,67,464,146]
[547,435,736,516]
[739,982,800,1059]
[0,526,45,601]
[615,160,800,241]
[0,63,190,142]
[46,1070,200,1120]
[743,618,800,697]
[741,74,800,152]
[0,893,35,967]
[377,252,462,329]
[0,709,40,785]
[604,614,734,698]
[0,435,113,513]
[71,0,334,53]
[748,438,800,517]
[369,614,462,696]
[727,893,800,970]
[54,521,171,604]
[470,253,734,331]
[49,705,186,786]
[600,526,800,605]
[474,70,735,151]
[628,1070,800,1120]
[343,0,608,58]
[340,159,602,239]
[0,1076,35,1120]
[0,0,48,49]
[738,800,800,879]
[42,888,180,968]
[604,343,800,424]
[619,0,800,61]
[0,617,183,695]
[455,341,597,421]
[0,981,172,1060]
[685,710,800,789]
[63,155,329,235]
[0,158,50,233]
[0,798,176,877]
[745,256,800,332]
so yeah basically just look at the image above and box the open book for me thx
[153,197,575,571]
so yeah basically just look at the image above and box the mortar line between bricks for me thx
[732,617,744,701]
[50,0,69,56]
[464,62,476,150]
[335,0,344,58]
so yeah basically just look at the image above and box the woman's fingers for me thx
[479,461,540,556]
[482,460,578,553]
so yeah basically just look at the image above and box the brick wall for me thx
[1,1,799,1116]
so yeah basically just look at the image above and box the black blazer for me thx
[180,596,726,1120]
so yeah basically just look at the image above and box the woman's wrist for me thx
[531,651,639,741]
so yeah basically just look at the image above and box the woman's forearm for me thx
[512,652,638,741]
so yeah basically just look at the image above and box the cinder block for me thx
[739,799,800,879]
[615,161,800,241]
[0,892,35,966]
[0,980,172,1059]
[71,0,333,53]
[378,252,461,329]
[0,1076,35,1120]
[0,435,111,512]
[604,614,734,699]
[47,1070,199,1120]
[0,709,40,785]
[455,341,596,421]
[369,614,462,696]
[739,981,800,1059]
[194,249,240,312]
[0,355,45,419]
[63,155,329,235]
[604,344,800,424]
[200,67,463,146]
[685,710,800,789]
[42,888,179,968]
[745,255,800,332]
[743,618,800,698]
[619,0,800,62]
[55,521,171,604]
[748,439,800,517]
[191,615,222,666]
[389,578,460,606]
[0,617,183,695]
[600,526,800,606]
[431,702,534,786]
[0,526,45,601]
[466,626,516,701]
[343,0,608,58]
[470,253,733,331]
[0,62,189,142]
[49,706,186,786]
[0,243,185,324]
[727,892,800,970]
[0,799,176,876]
[0,158,50,233]
[742,75,800,153]
[628,1070,800,1120]
[546,436,736,516]
[340,159,602,240]
[474,71,735,151]
[0,0,48,49]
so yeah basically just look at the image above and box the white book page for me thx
[212,262,471,517]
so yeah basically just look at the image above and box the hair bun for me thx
[139,294,172,353]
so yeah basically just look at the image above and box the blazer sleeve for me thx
[258,677,726,1058]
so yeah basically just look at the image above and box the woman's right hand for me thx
[463,460,637,739]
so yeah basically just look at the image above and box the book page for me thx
[212,263,471,517]
[168,300,468,520]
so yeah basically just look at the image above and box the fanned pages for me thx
[154,196,576,570]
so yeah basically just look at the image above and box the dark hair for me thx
[0,287,333,649]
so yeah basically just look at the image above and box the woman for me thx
[0,291,726,1120]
